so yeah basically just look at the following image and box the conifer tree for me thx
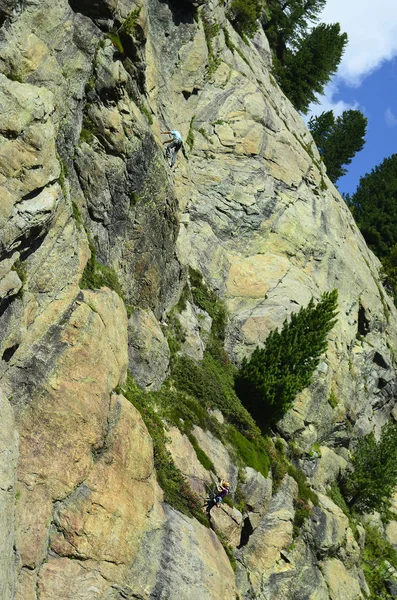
[308,109,367,183]
[347,154,397,258]
[275,23,347,113]
[228,0,264,37]
[344,421,397,514]
[235,290,338,426]
[264,0,326,63]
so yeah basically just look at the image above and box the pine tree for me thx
[347,154,397,258]
[275,23,347,113]
[264,0,326,63]
[228,0,264,37]
[235,290,338,426]
[344,421,397,514]
[308,109,367,183]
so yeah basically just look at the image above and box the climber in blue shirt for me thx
[162,129,183,167]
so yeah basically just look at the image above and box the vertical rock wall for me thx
[0,0,396,598]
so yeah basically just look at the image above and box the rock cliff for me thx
[1,0,397,598]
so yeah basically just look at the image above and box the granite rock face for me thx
[1,0,397,598]
[0,389,18,600]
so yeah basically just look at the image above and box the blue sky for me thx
[308,0,397,196]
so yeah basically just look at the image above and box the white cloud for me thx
[385,108,397,127]
[319,0,397,85]
[306,83,359,122]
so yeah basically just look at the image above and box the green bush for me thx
[288,465,318,538]
[216,531,237,571]
[235,290,338,426]
[171,350,259,438]
[106,32,124,54]
[120,7,141,35]
[142,383,216,437]
[189,267,227,340]
[79,241,124,300]
[11,259,27,288]
[186,432,216,473]
[120,375,208,525]
[344,421,397,515]
[328,391,339,408]
[226,426,269,477]
[202,15,221,76]
[265,438,287,490]
[227,0,263,38]
[362,524,397,599]
[327,481,358,539]
[287,465,319,506]
[186,116,195,151]
[292,498,312,538]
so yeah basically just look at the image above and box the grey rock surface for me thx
[0,388,18,600]
[128,307,170,389]
[0,0,397,597]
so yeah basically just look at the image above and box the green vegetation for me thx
[139,105,153,125]
[328,391,339,408]
[288,465,318,506]
[343,421,397,515]
[235,290,338,426]
[273,23,348,114]
[79,114,97,145]
[161,266,272,480]
[216,531,237,571]
[202,15,221,76]
[189,267,227,340]
[11,258,27,297]
[264,0,347,113]
[198,127,213,144]
[79,239,124,300]
[308,109,367,183]
[71,202,84,228]
[186,116,195,151]
[227,0,263,38]
[120,375,208,525]
[292,498,312,538]
[171,350,259,439]
[79,127,94,145]
[266,438,288,490]
[288,465,318,538]
[327,480,358,537]
[226,426,269,477]
[105,32,124,54]
[186,432,216,472]
[222,27,250,66]
[264,0,325,61]
[120,7,141,35]
[362,523,397,600]
[346,154,397,304]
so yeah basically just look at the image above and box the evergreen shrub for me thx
[362,524,397,600]
[227,0,263,38]
[344,421,397,514]
[235,290,338,426]
[171,350,259,438]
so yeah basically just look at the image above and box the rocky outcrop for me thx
[1,0,397,598]
[128,307,170,389]
[127,504,239,600]
[167,425,212,496]
[0,389,17,600]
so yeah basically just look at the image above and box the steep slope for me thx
[0,0,396,599]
